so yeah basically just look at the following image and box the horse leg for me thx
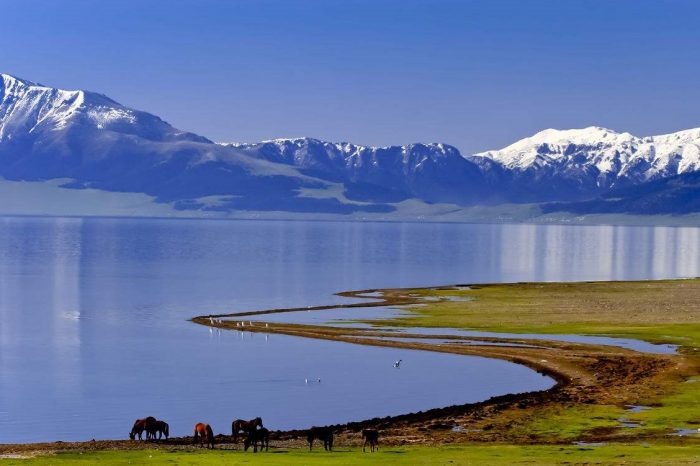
[308,439,313,451]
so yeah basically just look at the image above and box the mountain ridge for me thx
[1,72,699,218]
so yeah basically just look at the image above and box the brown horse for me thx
[243,427,270,453]
[193,423,215,449]
[307,426,333,451]
[362,429,379,452]
[129,416,156,440]
[232,417,263,442]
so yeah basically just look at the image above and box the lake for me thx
[1,218,699,443]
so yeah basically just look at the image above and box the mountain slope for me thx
[226,138,505,205]
[0,74,393,214]
[542,171,700,215]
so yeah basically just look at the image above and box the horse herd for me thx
[129,416,380,453]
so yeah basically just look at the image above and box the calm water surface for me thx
[1,218,699,442]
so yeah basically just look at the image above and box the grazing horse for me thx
[307,426,333,451]
[232,417,263,442]
[193,423,215,449]
[362,429,379,452]
[129,416,156,440]
[151,420,169,440]
[243,427,270,452]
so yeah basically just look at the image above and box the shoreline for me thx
[190,283,688,444]
[3,279,696,453]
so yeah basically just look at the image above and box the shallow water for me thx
[246,305,677,354]
[404,328,678,355]
[1,218,699,442]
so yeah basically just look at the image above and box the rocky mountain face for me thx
[226,138,506,205]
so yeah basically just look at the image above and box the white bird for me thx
[265,323,269,328]
[248,321,253,326]
[394,359,402,368]
[209,317,214,324]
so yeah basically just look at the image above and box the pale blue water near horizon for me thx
[1,217,700,443]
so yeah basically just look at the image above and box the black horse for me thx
[149,420,169,440]
[362,429,379,452]
[307,426,333,451]
[244,427,270,452]
[232,417,263,442]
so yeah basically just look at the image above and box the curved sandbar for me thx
[192,280,695,445]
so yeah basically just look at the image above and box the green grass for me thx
[387,280,700,343]
[8,444,700,465]
[507,404,627,440]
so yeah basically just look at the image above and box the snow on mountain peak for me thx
[474,124,700,187]
[0,72,209,144]
[478,126,637,167]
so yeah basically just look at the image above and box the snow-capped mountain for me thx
[0,73,388,214]
[2,72,700,218]
[473,126,700,200]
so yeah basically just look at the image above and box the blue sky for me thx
[2,0,699,153]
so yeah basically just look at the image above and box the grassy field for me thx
[7,444,700,465]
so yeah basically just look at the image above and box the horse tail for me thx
[207,424,214,445]
[164,423,169,438]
